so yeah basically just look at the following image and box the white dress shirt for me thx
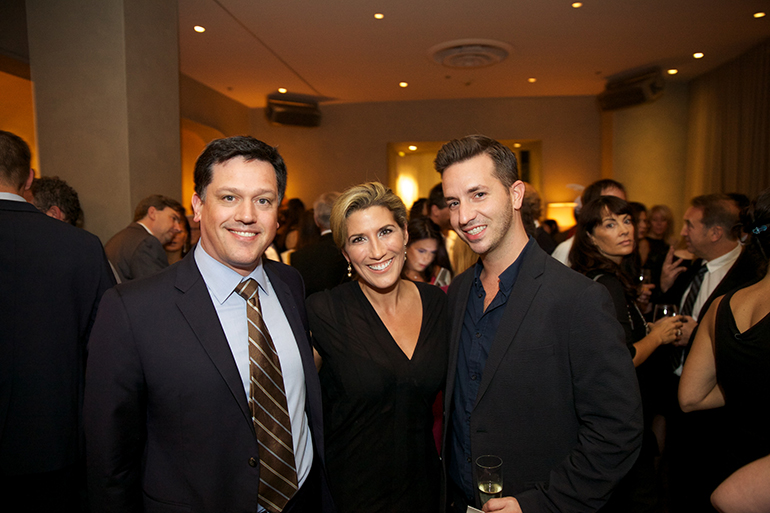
[681,243,741,321]
[194,244,313,497]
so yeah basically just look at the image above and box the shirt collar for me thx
[320,229,332,236]
[194,243,269,305]
[472,236,534,298]
[0,192,27,202]
[705,243,741,273]
[136,221,154,236]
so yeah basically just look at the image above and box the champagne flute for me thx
[476,455,503,505]
[653,304,678,322]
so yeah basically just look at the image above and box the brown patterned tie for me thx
[235,279,298,512]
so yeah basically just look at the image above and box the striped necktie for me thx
[673,264,709,372]
[235,279,298,513]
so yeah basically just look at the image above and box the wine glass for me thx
[653,304,678,322]
[476,455,503,506]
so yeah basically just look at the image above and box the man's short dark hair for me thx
[427,183,446,210]
[133,195,183,222]
[434,134,518,189]
[194,136,287,202]
[692,193,740,241]
[581,179,626,206]
[30,176,84,226]
[0,130,32,190]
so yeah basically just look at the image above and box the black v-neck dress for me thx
[307,281,448,513]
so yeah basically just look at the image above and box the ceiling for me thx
[179,0,770,108]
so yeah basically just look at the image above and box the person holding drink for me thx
[437,135,642,513]
[307,182,447,513]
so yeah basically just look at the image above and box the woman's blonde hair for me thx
[330,182,408,249]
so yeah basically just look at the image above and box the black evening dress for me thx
[714,289,770,472]
[307,280,448,513]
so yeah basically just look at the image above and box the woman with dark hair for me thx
[402,217,452,287]
[276,197,305,251]
[307,182,447,513]
[164,206,192,265]
[680,188,770,513]
[570,196,685,512]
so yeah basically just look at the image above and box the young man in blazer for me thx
[437,135,643,513]
[85,136,333,513]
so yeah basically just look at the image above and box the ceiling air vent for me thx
[429,39,513,69]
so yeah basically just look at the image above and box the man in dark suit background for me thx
[0,130,115,511]
[291,191,348,297]
[105,194,183,282]
[85,136,333,513]
[436,135,642,513]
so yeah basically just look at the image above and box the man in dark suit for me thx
[657,194,755,511]
[436,135,643,513]
[0,130,115,510]
[84,136,333,513]
[105,194,184,282]
[291,191,348,297]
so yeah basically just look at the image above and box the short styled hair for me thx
[330,182,407,249]
[313,192,339,231]
[29,176,83,226]
[194,136,287,202]
[434,135,519,189]
[691,193,740,241]
[133,194,183,222]
[0,130,32,190]
[581,179,626,206]
[427,183,447,210]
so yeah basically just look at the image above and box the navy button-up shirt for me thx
[449,238,532,499]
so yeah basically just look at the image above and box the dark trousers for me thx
[0,464,84,513]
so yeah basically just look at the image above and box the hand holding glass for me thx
[653,304,678,322]
[476,455,503,505]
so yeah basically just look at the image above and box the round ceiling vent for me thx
[429,39,513,69]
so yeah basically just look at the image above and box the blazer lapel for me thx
[174,254,254,428]
[444,269,474,414]
[474,245,545,408]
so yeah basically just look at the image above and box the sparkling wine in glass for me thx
[476,455,503,505]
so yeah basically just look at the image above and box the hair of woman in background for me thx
[164,206,191,265]
[307,182,447,513]
[402,216,452,289]
[276,197,305,251]
[648,204,677,245]
[570,196,686,513]
[409,197,429,220]
[679,188,770,513]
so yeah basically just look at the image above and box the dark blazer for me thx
[0,199,115,475]
[104,222,169,282]
[84,253,333,513]
[442,243,643,513]
[290,233,348,297]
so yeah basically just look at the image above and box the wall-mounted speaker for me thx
[597,67,665,111]
[265,97,321,127]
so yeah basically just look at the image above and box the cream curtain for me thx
[685,38,770,199]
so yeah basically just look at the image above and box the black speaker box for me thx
[266,98,321,127]
[598,68,665,111]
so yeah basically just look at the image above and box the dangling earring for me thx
[347,263,352,278]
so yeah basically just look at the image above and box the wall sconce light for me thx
[546,202,578,230]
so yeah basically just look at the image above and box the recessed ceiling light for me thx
[667,69,678,75]
[513,143,522,148]
[572,2,583,8]
[194,26,206,33]
[278,88,287,94]
[398,151,405,157]
[399,82,408,88]
[693,52,704,59]
[374,13,384,19]
[527,77,537,83]
[408,145,417,151]
[754,12,766,18]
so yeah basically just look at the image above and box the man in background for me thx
[428,182,459,270]
[105,194,183,282]
[26,175,84,226]
[291,191,348,297]
[0,130,115,511]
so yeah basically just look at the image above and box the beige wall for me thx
[611,82,690,233]
[248,96,604,207]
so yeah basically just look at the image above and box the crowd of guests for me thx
[1,127,768,513]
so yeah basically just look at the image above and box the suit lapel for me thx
[474,245,545,408]
[444,269,474,415]
[174,254,254,427]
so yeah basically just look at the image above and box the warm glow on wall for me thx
[546,202,578,230]
[396,175,419,209]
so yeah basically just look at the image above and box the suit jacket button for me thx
[249,457,258,467]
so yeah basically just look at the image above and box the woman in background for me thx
[307,182,447,513]
[571,196,686,513]
[164,206,191,265]
[402,216,452,288]
[680,188,770,513]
